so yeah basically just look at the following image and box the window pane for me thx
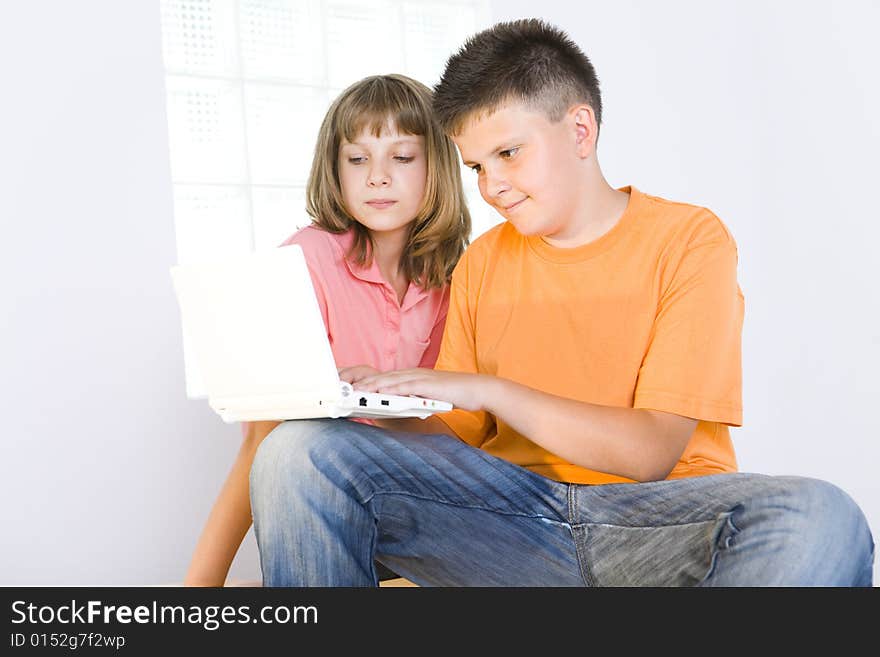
[159,0,239,76]
[165,76,248,184]
[461,173,502,240]
[251,186,311,252]
[239,0,326,84]
[244,84,333,185]
[160,0,493,398]
[325,0,403,88]
[172,184,253,264]
[402,2,477,86]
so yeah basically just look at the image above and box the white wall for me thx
[1,0,876,585]
[0,1,259,585]
[490,0,880,582]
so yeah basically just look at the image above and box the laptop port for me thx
[359,397,368,407]
[380,400,390,406]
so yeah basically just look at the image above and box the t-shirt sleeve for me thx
[432,253,497,446]
[633,215,744,426]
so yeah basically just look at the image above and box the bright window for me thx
[159,0,496,266]
[159,0,495,397]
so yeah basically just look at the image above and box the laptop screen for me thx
[170,245,340,404]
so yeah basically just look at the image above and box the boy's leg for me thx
[569,472,874,586]
[250,419,874,586]
[249,419,583,586]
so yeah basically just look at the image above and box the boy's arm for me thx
[356,370,695,483]
[361,217,742,482]
[183,420,280,586]
[482,377,696,482]
[339,365,458,437]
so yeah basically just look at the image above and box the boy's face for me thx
[453,102,588,241]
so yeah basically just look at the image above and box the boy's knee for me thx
[250,419,372,489]
[781,477,873,559]
[793,478,864,527]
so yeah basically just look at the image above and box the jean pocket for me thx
[572,516,731,586]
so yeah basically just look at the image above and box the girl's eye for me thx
[470,164,482,173]
[499,147,519,159]
[394,156,415,163]
[348,156,366,164]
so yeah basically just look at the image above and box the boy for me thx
[249,19,873,586]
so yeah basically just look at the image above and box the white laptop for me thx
[169,244,453,422]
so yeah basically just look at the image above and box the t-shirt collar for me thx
[525,186,642,263]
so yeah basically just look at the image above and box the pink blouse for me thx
[240,225,449,436]
[280,225,449,371]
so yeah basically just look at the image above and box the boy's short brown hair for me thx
[433,18,602,136]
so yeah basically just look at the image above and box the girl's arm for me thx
[183,420,281,586]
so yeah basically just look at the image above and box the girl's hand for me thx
[337,365,381,385]
[355,368,491,413]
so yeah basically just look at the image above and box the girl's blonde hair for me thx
[306,74,471,289]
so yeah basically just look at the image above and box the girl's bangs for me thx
[337,81,429,142]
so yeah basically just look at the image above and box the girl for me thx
[184,74,471,586]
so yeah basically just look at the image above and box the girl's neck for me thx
[369,226,410,302]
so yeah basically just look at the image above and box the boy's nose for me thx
[484,172,511,199]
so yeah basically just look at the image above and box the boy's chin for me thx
[507,216,548,237]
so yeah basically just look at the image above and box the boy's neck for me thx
[541,170,630,250]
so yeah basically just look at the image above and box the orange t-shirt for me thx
[434,186,744,484]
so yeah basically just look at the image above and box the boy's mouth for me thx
[502,198,527,212]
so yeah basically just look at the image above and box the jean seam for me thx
[364,490,568,524]
[576,516,729,530]
[568,485,594,586]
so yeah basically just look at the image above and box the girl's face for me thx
[337,125,427,237]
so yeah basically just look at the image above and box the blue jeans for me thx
[249,419,874,586]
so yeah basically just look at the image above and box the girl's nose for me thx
[367,164,390,187]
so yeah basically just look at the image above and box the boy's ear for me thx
[570,104,598,157]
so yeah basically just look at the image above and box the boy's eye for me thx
[499,147,519,159]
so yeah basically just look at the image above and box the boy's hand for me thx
[355,368,490,412]
[337,365,380,385]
